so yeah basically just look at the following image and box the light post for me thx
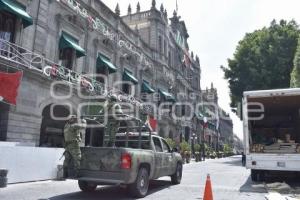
[202,117,207,161]
[216,128,219,157]
[191,133,197,156]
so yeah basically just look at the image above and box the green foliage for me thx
[222,20,300,111]
[223,144,233,155]
[194,144,201,152]
[290,36,300,87]
[165,138,176,149]
[179,141,191,152]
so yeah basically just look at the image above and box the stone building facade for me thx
[201,83,234,149]
[0,0,202,147]
[219,110,234,146]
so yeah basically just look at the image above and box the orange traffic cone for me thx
[203,174,213,200]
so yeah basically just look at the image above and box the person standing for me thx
[104,95,123,147]
[63,115,87,178]
[242,152,246,166]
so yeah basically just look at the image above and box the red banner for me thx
[146,116,157,132]
[0,71,22,105]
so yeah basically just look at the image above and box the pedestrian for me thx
[63,115,87,178]
[242,152,246,166]
[104,95,123,147]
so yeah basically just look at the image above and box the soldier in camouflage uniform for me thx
[63,115,87,177]
[104,95,123,147]
[139,107,148,124]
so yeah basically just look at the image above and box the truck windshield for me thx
[115,135,151,149]
[84,114,152,148]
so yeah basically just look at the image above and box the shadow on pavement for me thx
[221,157,243,167]
[239,173,300,194]
[45,180,172,200]
[239,177,267,193]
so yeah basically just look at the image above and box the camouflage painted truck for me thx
[67,115,183,198]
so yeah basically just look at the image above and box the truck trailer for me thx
[243,88,300,181]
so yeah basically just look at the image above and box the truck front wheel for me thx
[78,180,97,192]
[129,167,149,198]
[171,163,182,184]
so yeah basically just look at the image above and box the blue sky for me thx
[102,0,300,139]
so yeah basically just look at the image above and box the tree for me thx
[223,144,233,156]
[290,36,300,87]
[222,20,300,112]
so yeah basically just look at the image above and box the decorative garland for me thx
[59,0,152,70]
[43,64,151,113]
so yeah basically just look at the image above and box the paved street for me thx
[0,156,269,200]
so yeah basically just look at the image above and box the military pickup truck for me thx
[69,116,183,198]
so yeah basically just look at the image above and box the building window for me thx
[59,47,75,70]
[168,51,171,66]
[164,41,167,56]
[96,54,109,83]
[0,102,9,141]
[158,36,162,55]
[122,83,131,94]
[0,11,16,43]
[182,105,186,116]
[0,11,17,56]
[122,69,138,95]
[58,32,86,70]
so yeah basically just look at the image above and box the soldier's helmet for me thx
[109,94,118,102]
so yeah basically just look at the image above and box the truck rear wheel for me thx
[171,163,182,184]
[78,180,97,192]
[251,170,265,182]
[129,167,149,198]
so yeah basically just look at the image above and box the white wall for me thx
[0,142,64,183]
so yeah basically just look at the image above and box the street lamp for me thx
[191,133,197,156]
[202,117,207,161]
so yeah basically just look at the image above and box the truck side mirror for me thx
[172,147,178,153]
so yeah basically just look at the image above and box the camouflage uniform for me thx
[139,108,148,124]
[63,118,86,176]
[104,97,123,147]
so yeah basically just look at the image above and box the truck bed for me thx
[246,153,300,172]
[244,88,300,175]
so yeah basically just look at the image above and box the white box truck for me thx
[243,88,300,181]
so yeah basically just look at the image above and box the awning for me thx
[59,33,86,58]
[141,81,155,94]
[0,0,33,28]
[123,70,138,85]
[96,55,117,73]
[158,89,176,102]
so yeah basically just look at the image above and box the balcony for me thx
[0,39,148,107]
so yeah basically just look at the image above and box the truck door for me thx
[152,136,164,178]
[161,138,176,176]
[242,97,250,155]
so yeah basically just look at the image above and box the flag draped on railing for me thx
[0,71,22,105]
[145,115,157,132]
